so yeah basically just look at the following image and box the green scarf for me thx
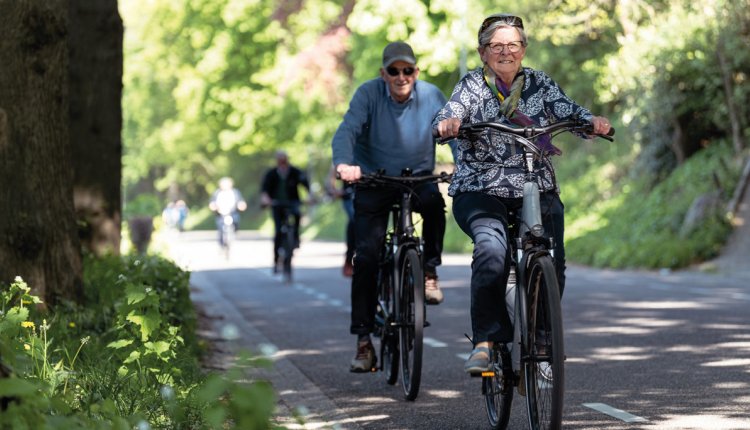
[483,65,524,118]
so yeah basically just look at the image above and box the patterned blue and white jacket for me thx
[432,67,593,198]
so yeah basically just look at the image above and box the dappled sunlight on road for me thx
[651,414,750,430]
[424,389,464,399]
[272,348,327,359]
[588,346,654,361]
[702,358,750,367]
[614,300,711,310]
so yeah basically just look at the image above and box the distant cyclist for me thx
[260,150,311,272]
[209,177,247,247]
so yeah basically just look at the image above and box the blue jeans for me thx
[452,191,566,344]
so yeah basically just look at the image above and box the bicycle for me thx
[270,201,300,284]
[218,212,236,260]
[355,170,452,401]
[443,119,613,429]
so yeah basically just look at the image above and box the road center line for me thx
[583,403,648,423]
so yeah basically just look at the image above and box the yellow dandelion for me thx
[24,344,31,350]
[68,322,76,328]
[21,321,35,329]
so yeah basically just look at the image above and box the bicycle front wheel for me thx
[221,225,232,260]
[281,225,294,284]
[483,345,513,430]
[398,247,424,401]
[377,249,399,385]
[523,255,564,430]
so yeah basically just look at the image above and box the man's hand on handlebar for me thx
[260,193,272,209]
[335,163,362,182]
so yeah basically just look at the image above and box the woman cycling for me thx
[433,13,612,373]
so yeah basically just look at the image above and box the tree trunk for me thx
[69,1,123,256]
[716,37,746,156]
[0,0,83,305]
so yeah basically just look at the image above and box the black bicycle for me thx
[270,201,299,284]
[446,120,613,429]
[357,170,452,401]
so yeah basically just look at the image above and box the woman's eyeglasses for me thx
[486,41,524,54]
[386,66,415,77]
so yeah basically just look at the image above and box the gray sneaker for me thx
[464,346,491,374]
[350,340,376,373]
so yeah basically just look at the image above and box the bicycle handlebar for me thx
[355,171,453,188]
[435,119,615,145]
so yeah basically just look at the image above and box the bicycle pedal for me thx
[424,320,431,328]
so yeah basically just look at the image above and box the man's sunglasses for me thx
[386,66,415,77]
[479,13,524,37]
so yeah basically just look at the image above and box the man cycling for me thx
[260,150,311,272]
[331,41,450,372]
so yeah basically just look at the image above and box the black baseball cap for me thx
[382,41,416,68]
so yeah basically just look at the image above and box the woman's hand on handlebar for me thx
[589,116,613,137]
[436,118,462,139]
[336,163,362,182]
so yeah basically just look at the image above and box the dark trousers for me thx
[349,182,446,335]
[452,191,566,344]
[272,202,301,264]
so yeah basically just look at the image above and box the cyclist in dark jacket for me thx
[260,150,311,271]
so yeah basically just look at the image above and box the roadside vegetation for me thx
[0,255,278,429]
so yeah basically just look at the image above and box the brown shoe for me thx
[425,274,444,305]
[350,340,376,373]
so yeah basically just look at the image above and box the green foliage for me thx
[0,257,276,429]
[121,0,749,269]
[566,141,738,269]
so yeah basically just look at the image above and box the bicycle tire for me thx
[377,251,399,385]
[523,255,564,430]
[222,224,232,260]
[398,247,424,401]
[483,345,514,430]
[281,222,294,284]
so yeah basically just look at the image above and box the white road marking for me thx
[423,337,448,347]
[583,403,648,423]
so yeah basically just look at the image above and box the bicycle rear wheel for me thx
[523,255,564,430]
[398,248,424,401]
[377,253,399,385]
[483,345,514,429]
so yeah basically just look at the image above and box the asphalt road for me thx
[165,230,750,430]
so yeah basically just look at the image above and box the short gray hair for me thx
[478,22,527,49]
